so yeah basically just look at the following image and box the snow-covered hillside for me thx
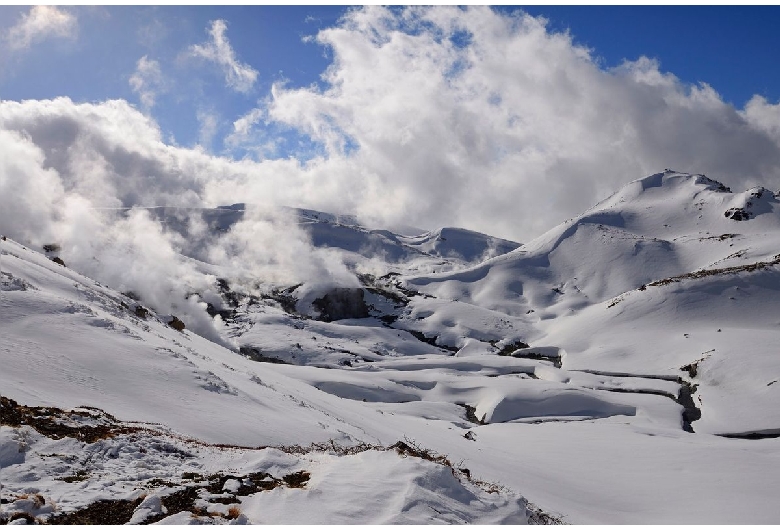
[2,170,780,524]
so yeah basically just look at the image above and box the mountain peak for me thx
[633,170,731,194]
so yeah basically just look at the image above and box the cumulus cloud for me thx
[129,56,165,111]
[261,6,780,239]
[4,7,780,341]
[742,95,780,141]
[5,6,77,51]
[8,7,780,246]
[189,19,258,93]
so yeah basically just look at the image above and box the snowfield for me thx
[2,170,780,523]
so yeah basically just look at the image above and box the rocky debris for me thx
[45,468,309,525]
[0,396,137,443]
[48,498,143,524]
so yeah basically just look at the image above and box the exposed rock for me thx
[407,330,459,353]
[495,340,530,356]
[239,346,290,365]
[724,207,751,221]
[313,288,370,322]
[680,361,699,378]
[168,315,185,332]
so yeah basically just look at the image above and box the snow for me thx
[2,170,780,523]
[0,421,531,524]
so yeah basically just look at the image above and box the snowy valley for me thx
[2,170,780,524]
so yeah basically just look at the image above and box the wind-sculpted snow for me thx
[2,171,780,523]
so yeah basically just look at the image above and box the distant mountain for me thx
[133,203,520,268]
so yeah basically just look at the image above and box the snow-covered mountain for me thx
[2,170,780,524]
[139,204,520,271]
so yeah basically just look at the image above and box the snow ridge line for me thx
[606,254,780,309]
[648,254,780,287]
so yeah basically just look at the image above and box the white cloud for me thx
[129,56,165,111]
[224,107,286,158]
[6,6,77,51]
[189,19,258,94]
[742,95,780,141]
[229,107,265,144]
[10,7,778,247]
[3,6,780,340]
[260,6,780,239]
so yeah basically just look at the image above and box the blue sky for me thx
[1,6,779,158]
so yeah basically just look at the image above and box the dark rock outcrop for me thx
[313,288,370,322]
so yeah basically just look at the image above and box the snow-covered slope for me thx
[2,170,780,524]
[0,238,541,524]
[405,170,780,434]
